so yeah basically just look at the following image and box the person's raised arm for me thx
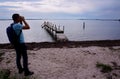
[20,16,30,30]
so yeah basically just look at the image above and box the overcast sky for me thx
[0,0,120,19]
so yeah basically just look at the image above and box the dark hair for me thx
[12,13,20,21]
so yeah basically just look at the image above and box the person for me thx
[11,13,34,76]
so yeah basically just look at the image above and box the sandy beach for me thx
[0,41,120,79]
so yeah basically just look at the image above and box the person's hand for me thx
[20,16,25,21]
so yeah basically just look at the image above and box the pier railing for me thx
[41,21,68,42]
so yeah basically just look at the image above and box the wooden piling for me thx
[83,22,85,30]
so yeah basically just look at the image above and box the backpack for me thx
[6,23,22,45]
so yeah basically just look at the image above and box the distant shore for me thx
[0,18,119,21]
[0,40,120,49]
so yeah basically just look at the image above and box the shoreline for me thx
[0,40,120,49]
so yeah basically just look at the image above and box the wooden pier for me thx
[41,21,68,42]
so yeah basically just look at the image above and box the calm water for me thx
[0,20,120,44]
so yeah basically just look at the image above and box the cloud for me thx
[0,0,97,14]
[0,0,120,19]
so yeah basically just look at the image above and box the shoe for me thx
[24,71,34,76]
[19,69,24,74]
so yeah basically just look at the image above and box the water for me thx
[0,20,120,44]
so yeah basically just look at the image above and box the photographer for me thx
[11,13,34,76]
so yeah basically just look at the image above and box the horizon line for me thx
[0,18,119,21]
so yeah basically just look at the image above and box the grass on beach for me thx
[0,69,10,79]
[0,69,34,79]
[96,62,120,79]
[96,62,113,73]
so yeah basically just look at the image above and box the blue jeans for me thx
[14,43,29,72]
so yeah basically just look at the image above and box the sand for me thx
[0,46,120,79]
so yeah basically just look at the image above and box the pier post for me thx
[83,22,85,30]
